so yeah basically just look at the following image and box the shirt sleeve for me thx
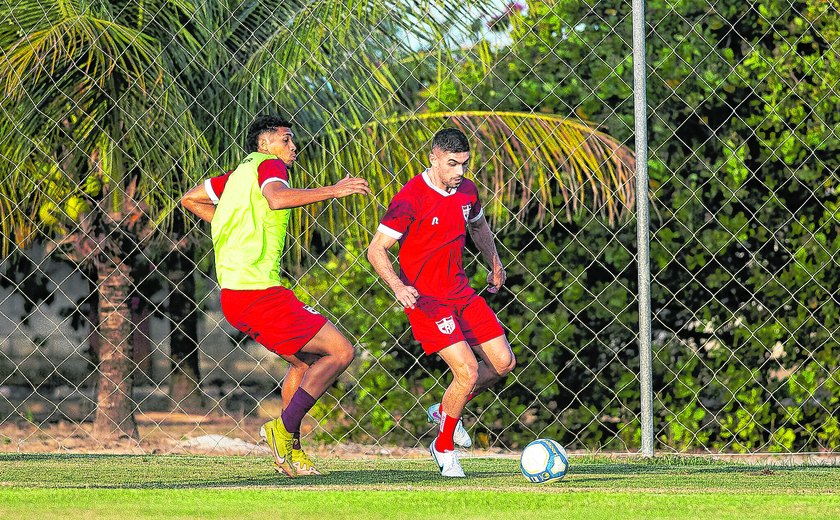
[378,192,415,240]
[467,182,483,223]
[204,171,232,204]
[258,159,290,190]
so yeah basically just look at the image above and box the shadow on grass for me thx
[8,470,541,490]
[0,453,143,461]
[4,454,830,491]
[133,469,443,489]
[10,471,623,490]
[569,463,830,476]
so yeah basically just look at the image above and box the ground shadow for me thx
[132,469,442,489]
[569,462,835,476]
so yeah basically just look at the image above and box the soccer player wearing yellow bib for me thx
[181,115,371,477]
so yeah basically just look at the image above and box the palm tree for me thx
[1,0,634,440]
[0,0,208,439]
[211,1,635,257]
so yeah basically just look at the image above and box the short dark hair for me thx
[432,128,470,153]
[246,115,293,152]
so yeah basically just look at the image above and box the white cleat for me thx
[426,403,472,448]
[429,441,466,478]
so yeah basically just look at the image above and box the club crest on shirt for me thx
[461,204,471,221]
[436,316,456,335]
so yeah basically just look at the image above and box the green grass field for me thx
[0,454,838,519]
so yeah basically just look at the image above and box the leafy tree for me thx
[1,0,633,442]
[413,0,838,451]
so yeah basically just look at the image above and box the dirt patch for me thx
[0,414,256,455]
[1,418,837,464]
[0,417,511,459]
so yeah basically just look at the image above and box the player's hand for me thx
[486,266,506,294]
[331,175,372,198]
[391,281,420,309]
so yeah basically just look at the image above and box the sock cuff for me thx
[294,388,317,407]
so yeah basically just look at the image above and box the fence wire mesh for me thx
[0,0,837,457]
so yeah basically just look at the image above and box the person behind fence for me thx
[366,128,516,478]
[180,115,370,477]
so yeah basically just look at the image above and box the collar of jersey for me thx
[422,169,456,197]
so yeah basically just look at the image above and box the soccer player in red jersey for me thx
[367,128,516,477]
[181,115,370,477]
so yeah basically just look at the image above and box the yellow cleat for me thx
[259,418,295,477]
[291,448,323,476]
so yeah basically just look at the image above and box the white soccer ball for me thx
[519,439,569,483]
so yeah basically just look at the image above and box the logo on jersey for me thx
[303,305,320,315]
[461,204,472,221]
[436,316,456,335]
[432,217,439,225]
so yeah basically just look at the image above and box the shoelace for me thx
[445,449,461,469]
[271,431,292,458]
[282,438,293,455]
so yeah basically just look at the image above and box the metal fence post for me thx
[632,0,654,458]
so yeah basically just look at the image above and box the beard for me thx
[444,177,463,191]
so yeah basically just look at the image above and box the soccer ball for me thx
[519,439,569,483]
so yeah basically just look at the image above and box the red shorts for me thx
[405,293,505,355]
[220,286,328,356]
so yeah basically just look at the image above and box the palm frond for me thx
[0,0,211,255]
[288,111,635,254]
[216,0,496,162]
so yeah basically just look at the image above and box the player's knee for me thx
[335,341,355,369]
[289,363,309,377]
[455,361,479,388]
[500,351,516,376]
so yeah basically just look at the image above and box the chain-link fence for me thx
[0,0,837,456]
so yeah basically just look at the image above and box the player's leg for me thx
[405,298,470,476]
[278,322,354,432]
[460,295,515,400]
[276,323,354,476]
[437,341,479,432]
[222,288,300,477]
[286,323,354,396]
[281,351,321,407]
[279,351,319,471]
[470,334,516,397]
[426,336,478,448]
[224,287,353,477]
[427,296,513,448]
[426,341,476,477]
[428,338,513,420]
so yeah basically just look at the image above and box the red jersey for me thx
[203,159,290,203]
[378,170,484,300]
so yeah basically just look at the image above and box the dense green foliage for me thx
[1,0,836,452]
[304,0,839,452]
[0,0,630,438]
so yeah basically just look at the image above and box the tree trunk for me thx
[131,295,154,384]
[167,251,202,412]
[84,277,100,370]
[93,260,139,440]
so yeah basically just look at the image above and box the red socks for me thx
[434,412,459,452]
[434,393,480,452]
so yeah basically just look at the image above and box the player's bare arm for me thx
[262,174,371,210]
[181,183,216,223]
[367,231,420,309]
[468,214,506,293]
